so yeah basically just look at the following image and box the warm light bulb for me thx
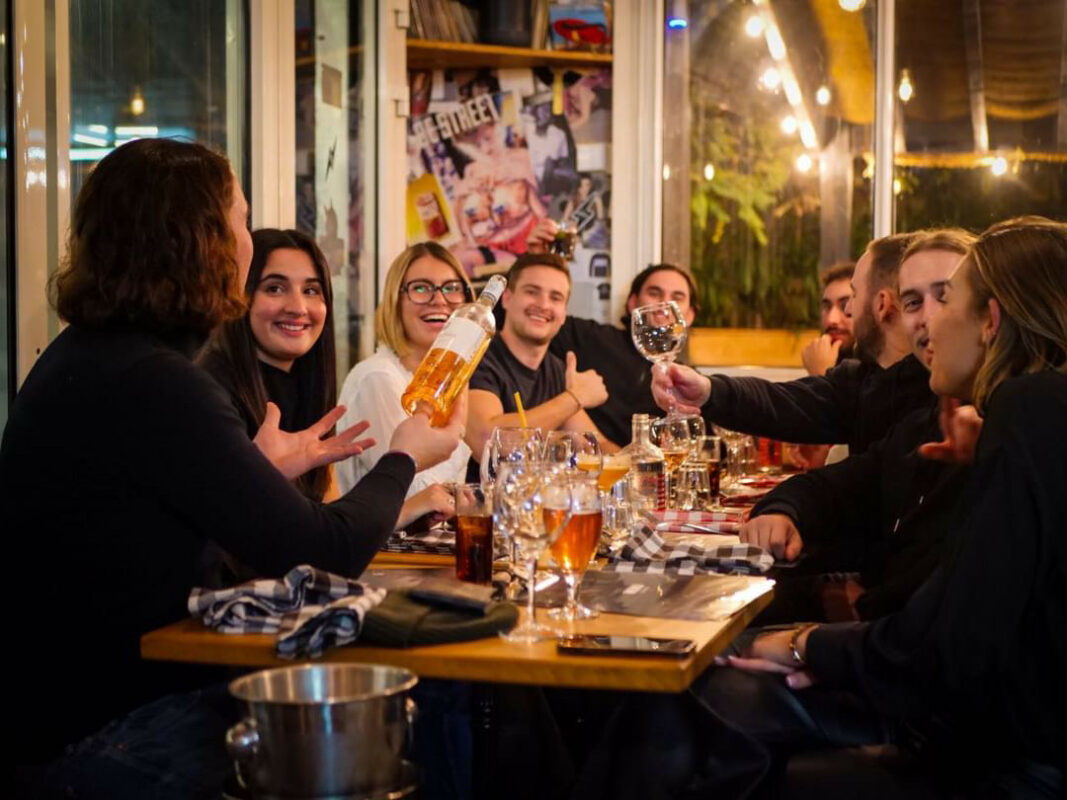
[991,156,1008,177]
[795,153,814,173]
[759,67,781,91]
[815,86,831,106]
[663,163,672,181]
[703,163,715,181]
[130,86,145,116]
[745,15,764,37]
[780,115,798,135]
[838,0,867,11]
[897,69,914,104]
[893,178,902,195]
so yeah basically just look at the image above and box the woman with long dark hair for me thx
[200,228,338,501]
[3,139,463,796]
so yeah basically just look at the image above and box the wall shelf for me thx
[406,39,613,71]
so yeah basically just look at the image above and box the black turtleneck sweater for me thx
[1,326,414,760]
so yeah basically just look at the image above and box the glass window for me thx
[664,0,875,329]
[295,0,367,375]
[893,1,1066,229]
[69,1,248,199]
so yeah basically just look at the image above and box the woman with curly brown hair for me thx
[3,138,464,797]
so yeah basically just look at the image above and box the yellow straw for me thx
[514,391,528,428]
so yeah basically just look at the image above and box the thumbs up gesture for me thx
[564,351,608,410]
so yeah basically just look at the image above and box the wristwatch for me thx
[789,624,818,667]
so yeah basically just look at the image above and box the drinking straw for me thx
[514,391,528,428]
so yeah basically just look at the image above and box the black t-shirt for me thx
[549,316,658,447]
[467,334,566,479]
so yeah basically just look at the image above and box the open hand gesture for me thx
[918,397,983,465]
[254,403,374,480]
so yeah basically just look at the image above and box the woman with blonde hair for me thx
[336,242,474,499]
[697,217,1066,797]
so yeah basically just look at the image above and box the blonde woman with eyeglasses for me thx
[336,243,474,501]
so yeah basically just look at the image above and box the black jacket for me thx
[703,354,933,454]
[807,371,1067,770]
[2,326,415,759]
[549,316,661,447]
[751,401,970,619]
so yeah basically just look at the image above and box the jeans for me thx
[15,683,236,799]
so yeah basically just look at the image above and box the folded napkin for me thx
[652,509,744,534]
[188,565,386,659]
[603,521,773,576]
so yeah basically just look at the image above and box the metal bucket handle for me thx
[225,718,260,791]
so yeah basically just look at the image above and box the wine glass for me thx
[546,476,602,621]
[630,301,688,415]
[543,430,602,477]
[651,415,697,509]
[496,463,572,643]
[480,426,544,486]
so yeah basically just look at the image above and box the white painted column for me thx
[872,0,896,238]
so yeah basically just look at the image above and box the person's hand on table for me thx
[725,627,817,689]
[801,334,842,377]
[254,403,374,481]
[565,351,608,409]
[389,388,467,471]
[650,363,711,415]
[396,483,455,531]
[740,513,804,561]
[919,397,983,465]
[526,217,559,254]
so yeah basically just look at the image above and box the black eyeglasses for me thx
[401,280,469,305]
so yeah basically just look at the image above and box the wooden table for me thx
[142,583,773,694]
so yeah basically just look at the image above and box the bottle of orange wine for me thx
[401,274,507,426]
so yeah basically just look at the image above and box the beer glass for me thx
[547,477,603,621]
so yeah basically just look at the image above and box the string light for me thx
[759,67,781,91]
[745,15,764,37]
[795,153,814,173]
[780,115,798,135]
[703,163,715,181]
[990,156,1008,176]
[815,86,831,106]
[893,178,902,195]
[838,0,867,11]
[130,86,146,116]
[897,69,914,104]
[663,164,672,181]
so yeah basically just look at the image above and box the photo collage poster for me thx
[406,66,613,322]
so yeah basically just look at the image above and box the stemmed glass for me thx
[546,476,602,620]
[631,301,688,416]
[495,462,572,643]
[651,415,700,509]
[482,426,545,587]
[543,430,602,477]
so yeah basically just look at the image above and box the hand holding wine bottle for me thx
[389,388,468,472]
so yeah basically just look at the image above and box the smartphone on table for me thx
[556,634,696,658]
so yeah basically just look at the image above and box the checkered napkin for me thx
[381,527,456,556]
[188,565,387,659]
[603,520,773,576]
[652,509,744,534]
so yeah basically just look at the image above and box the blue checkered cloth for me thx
[188,565,386,659]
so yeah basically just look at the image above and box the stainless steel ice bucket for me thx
[226,664,418,798]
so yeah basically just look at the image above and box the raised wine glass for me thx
[543,430,602,478]
[630,301,688,415]
[496,462,572,643]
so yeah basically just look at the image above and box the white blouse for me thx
[335,346,471,497]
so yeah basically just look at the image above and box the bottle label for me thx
[632,460,666,511]
[434,316,486,361]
